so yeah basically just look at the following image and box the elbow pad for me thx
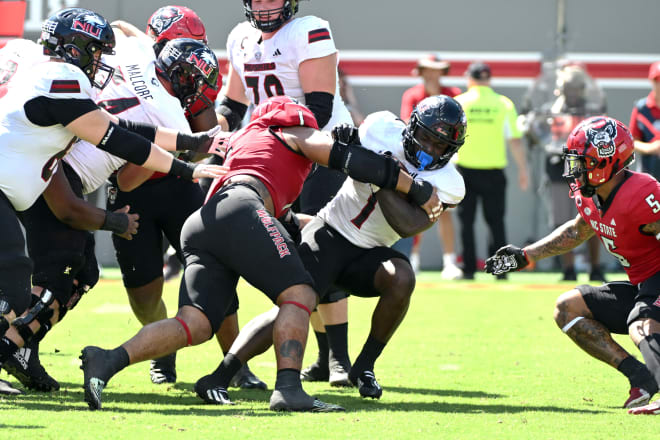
[217,96,248,131]
[304,91,333,128]
[97,122,151,165]
[328,140,400,190]
[117,118,157,143]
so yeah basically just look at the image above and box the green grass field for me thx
[1,270,656,439]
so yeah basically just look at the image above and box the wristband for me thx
[101,211,129,235]
[407,180,434,206]
[176,132,211,152]
[169,158,197,181]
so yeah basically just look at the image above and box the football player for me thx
[193,95,467,402]
[79,95,443,412]
[0,7,225,392]
[218,0,356,386]
[485,116,660,413]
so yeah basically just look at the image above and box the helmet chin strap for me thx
[415,150,433,171]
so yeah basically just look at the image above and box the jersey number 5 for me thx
[645,194,660,214]
[600,236,630,268]
[245,75,284,105]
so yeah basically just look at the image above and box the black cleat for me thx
[150,353,176,384]
[351,370,383,399]
[269,388,344,412]
[80,346,117,410]
[0,378,23,395]
[300,362,329,382]
[194,375,233,405]
[3,340,60,392]
[229,363,267,390]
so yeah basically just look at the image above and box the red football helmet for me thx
[147,6,207,56]
[250,96,319,129]
[562,116,635,196]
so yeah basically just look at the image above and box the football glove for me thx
[485,245,529,275]
[331,123,360,146]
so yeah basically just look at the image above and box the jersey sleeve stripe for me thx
[49,80,81,93]
[308,28,331,43]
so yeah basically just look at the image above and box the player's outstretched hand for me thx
[114,205,139,240]
[192,163,229,180]
[420,189,443,223]
[331,123,360,145]
[485,245,529,275]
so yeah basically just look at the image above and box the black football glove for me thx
[331,123,360,146]
[485,245,529,275]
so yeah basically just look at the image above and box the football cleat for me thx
[80,346,116,410]
[329,362,352,387]
[628,399,660,415]
[440,262,463,280]
[229,363,267,390]
[0,378,23,395]
[300,362,329,382]
[150,353,176,384]
[624,387,651,409]
[3,341,60,392]
[269,389,345,412]
[194,374,233,404]
[351,370,383,399]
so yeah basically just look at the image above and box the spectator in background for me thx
[520,63,607,281]
[629,61,660,179]
[398,54,463,278]
[455,61,529,280]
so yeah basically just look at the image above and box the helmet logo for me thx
[150,7,184,35]
[186,49,217,79]
[585,119,616,158]
[72,14,106,38]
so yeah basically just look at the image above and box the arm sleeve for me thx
[24,97,99,127]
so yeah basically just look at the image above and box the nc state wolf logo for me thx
[187,49,217,79]
[72,13,106,38]
[149,7,184,35]
[585,118,617,158]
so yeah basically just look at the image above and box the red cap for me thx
[648,61,660,80]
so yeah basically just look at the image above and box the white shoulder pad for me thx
[359,111,405,154]
[34,62,95,100]
[287,16,336,64]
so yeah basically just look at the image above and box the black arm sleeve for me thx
[117,118,157,143]
[24,97,99,127]
[304,91,334,128]
[97,122,151,165]
[217,96,248,131]
[328,140,400,190]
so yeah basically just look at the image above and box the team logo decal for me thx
[150,7,184,35]
[585,118,617,158]
[187,49,217,79]
[584,207,591,216]
[72,13,106,38]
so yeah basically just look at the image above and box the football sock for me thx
[313,330,329,367]
[275,368,302,390]
[638,333,660,393]
[350,335,386,379]
[0,336,19,366]
[326,323,350,368]
[618,355,658,392]
[213,353,243,389]
[110,346,130,373]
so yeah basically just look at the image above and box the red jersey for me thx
[206,98,318,218]
[574,171,660,284]
[400,83,462,121]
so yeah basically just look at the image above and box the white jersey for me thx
[318,111,466,248]
[226,16,352,130]
[64,34,191,194]
[0,39,95,211]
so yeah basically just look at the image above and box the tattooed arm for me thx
[524,214,595,263]
[641,219,660,238]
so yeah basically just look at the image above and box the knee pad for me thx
[12,290,55,343]
[32,251,85,306]
[0,299,9,336]
[0,254,33,316]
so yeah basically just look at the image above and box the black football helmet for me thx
[402,95,467,171]
[39,8,116,89]
[243,0,299,33]
[156,38,219,114]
